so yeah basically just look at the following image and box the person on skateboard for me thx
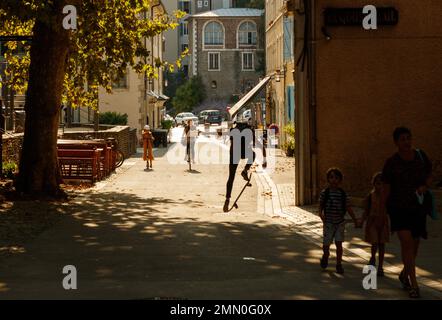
[223,120,267,212]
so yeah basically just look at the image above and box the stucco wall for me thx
[99,69,143,137]
[315,0,442,195]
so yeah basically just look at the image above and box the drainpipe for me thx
[307,0,318,204]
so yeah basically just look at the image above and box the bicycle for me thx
[80,135,125,168]
[106,137,125,168]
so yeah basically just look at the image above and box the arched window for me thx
[238,21,257,45]
[204,21,224,45]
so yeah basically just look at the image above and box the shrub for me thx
[2,161,18,179]
[161,119,174,130]
[282,124,295,157]
[99,112,128,125]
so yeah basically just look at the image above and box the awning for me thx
[158,94,170,100]
[228,76,271,118]
[147,91,160,99]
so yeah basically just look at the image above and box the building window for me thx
[204,21,224,46]
[180,22,189,36]
[208,52,220,71]
[197,1,203,8]
[112,72,128,89]
[204,0,209,7]
[242,52,254,71]
[178,1,190,14]
[238,21,257,45]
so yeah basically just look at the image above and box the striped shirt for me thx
[319,188,350,224]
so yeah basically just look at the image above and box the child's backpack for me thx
[323,187,347,215]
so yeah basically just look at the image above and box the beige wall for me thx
[266,0,295,142]
[313,0,442,195]
[98,68,143,136]
[163,0,180,64]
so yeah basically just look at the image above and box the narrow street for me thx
[0,127,441,299]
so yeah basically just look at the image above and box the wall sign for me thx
[324,7,399,27]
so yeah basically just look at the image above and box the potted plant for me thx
[2,161,18,180]
[282,124,295,157]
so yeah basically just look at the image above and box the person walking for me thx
[361,172,390,277]
[381,127,432,298]
[319,168,359,274]
[183,119,199,165]
[142,125,155,169]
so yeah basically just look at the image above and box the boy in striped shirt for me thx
[319,168,360,274]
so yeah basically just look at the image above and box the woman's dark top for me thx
[382,149,432,238]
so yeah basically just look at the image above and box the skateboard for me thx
[224,173,253,212]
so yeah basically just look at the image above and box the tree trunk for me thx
[15,17,70,197]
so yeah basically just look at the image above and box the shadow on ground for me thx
[1,190,434,299]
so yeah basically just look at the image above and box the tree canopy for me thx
[0,0,185,108]
[172,76,206,114]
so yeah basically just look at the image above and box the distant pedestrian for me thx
[142,125,155,169]
[183,119,198,164]
[381,127,432,298]
[361,172,389,277]
[319,168,359,274]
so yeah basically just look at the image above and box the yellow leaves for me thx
[180,47,189,58]
[2,0,186,110]
[174,10,187,20]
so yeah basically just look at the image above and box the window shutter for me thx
[283,17,293,62]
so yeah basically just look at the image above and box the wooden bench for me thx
[58,149,101,183]
[58,140,115,179]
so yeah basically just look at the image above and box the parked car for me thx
[199,109,222,125]
[175,112,198,126]
[234,109,252,125]
[198,110,210,122]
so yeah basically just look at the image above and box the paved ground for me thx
[0,126,441,299]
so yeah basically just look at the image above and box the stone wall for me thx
[2,133,24,165]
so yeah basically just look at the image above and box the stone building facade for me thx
[188,8,265,106]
